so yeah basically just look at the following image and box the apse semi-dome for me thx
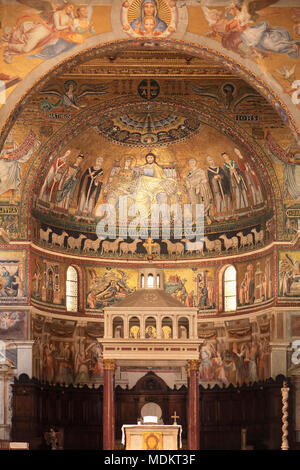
[31,109,273,260]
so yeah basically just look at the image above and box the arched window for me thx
[141,274,145,288]
[157,274,160,288]
[66,266,78,312]
[224,265,237,312]
[148,273,154,288]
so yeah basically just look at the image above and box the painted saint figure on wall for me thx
[0,261,25,300]
[239,263,255,306]
[39,150,70,203]
[104,156,139,209]
[185,158,212,225]
[222,152,248,214]
[234,148,264,206]
[77,157,104,217]
[56,153,84,210]
[206,156,232,220]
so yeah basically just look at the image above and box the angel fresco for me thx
[0,130,39,203]
[202,0,300,59]
[2,1,95,64]
[40,80,108,114]
[122,0,176,38]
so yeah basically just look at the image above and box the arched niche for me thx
[113,316,124,339]
[178,317,189,339]
[145,317,157,339]
[129,316,140,339]
[162,317,172,339]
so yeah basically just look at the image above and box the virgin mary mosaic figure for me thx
[131,0,167,34]
[122,0,175,38]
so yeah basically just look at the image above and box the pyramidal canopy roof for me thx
[106,289,188,309]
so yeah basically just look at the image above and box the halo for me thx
[127,0,172,27]
[64,80,77,92]
[123,155,137,167]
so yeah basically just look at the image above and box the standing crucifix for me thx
[171,411,180,425]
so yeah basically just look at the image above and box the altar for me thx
[121,424,182,450]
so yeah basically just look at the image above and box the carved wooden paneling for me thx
[199,375,291,450]
[11,373,293,450]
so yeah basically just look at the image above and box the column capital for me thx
[103,359,117,371]
[186,359,200,376]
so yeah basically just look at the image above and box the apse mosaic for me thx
[30,124,271,258]
[0,0,299,244]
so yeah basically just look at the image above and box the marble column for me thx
[103,359,116,450]
[187,359,200,450]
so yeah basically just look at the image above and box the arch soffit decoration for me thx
[0,35,299,139]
